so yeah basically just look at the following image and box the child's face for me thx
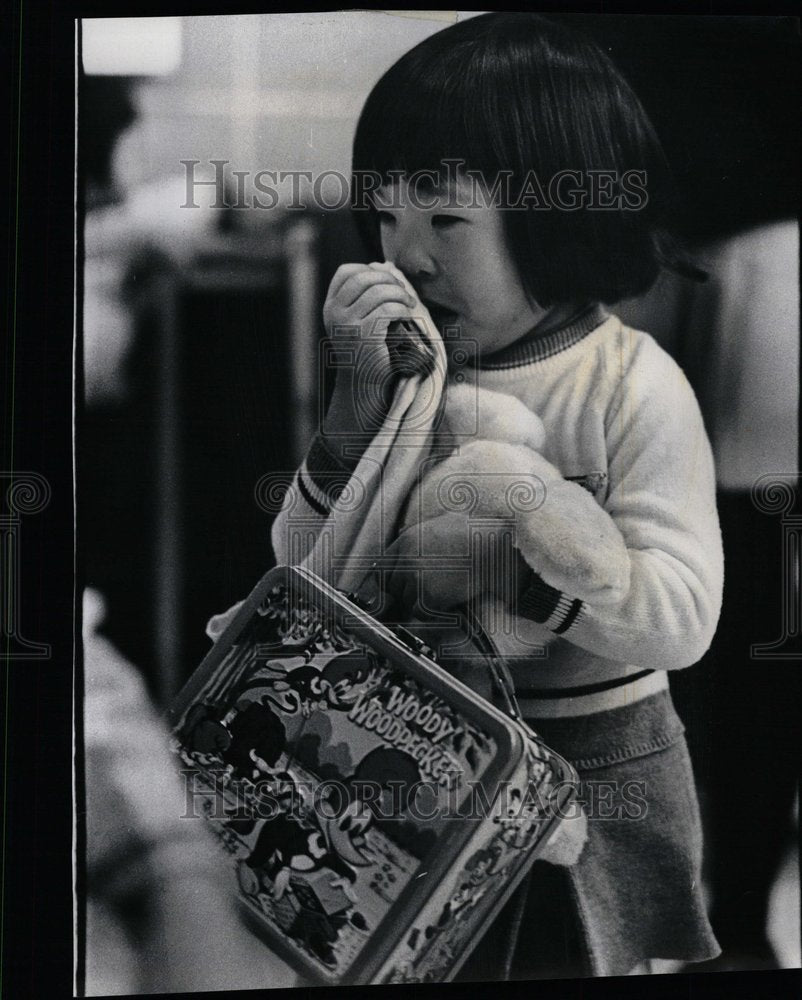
[376,176,547,361]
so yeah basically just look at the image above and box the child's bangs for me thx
[352,37,505,197]
[354,96,497,196]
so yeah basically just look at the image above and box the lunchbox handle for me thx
[343,578,526,725]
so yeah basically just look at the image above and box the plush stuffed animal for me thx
[389,383,630,618]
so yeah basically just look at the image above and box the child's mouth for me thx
[423,301,459,329]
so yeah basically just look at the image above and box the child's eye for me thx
[431,215,462,231]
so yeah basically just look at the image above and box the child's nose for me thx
[387,225,437,278]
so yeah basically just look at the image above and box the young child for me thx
[265,12,724,980]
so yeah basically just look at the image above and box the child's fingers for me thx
[338,272,415,309]
[368,261,402,276]
[368,260,411,286]
[373,261,418,300]
[360,300,416,335]
[538,808,588,867]
[205,600,245,641]
[351,283,416,320]
[328,260,403,295]
[375,263,442,345]
[329,262,406,302]
[327,262,370,299]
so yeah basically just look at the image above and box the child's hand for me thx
[321,262,441,431]
[205,600,245,642]
[385,514,531,616]
[539,808,588,867]
[323,262,419,386]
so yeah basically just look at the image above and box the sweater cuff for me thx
[307,430,361,476]
[518,571,585,635]
[303,432,361,510]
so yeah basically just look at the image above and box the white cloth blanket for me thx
[299,326,449,598]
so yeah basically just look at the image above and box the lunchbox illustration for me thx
[169,565,578,985]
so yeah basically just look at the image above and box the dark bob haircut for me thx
[351,13,702,307]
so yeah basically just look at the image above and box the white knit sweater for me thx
[272,306,723,692]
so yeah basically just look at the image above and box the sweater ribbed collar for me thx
[471,302,609,370]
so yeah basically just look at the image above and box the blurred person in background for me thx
[617,218,800,972]
[82,589,299,994]
[79,68,298,995]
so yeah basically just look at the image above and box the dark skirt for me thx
[457,689,720,981]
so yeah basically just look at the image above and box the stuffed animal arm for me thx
[394,384,630,609]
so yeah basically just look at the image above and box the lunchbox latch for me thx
[344,589,437,662]
[392,625,437,662]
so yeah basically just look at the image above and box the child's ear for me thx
[445,384,545,451]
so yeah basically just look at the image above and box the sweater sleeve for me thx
[270,429,363,566]
[517,338,723,671]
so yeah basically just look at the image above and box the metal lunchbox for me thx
[169,565,578,985]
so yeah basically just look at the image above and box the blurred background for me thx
[78,11,799,980]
